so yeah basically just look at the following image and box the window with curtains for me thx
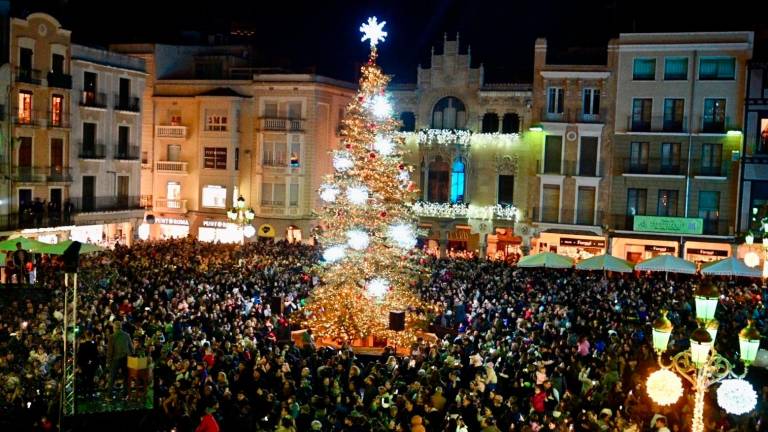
[702,98,726,132]
[663,99,685,132]
[657,190,679,216]
[633,58,656,80]
[547,87,564,114]
[450,159,465,203]
[661,143,681,174]
[664,57,688,80]
[701,143,723,176]
[289,183,299,207]
[698,191,720,234]
[629,142,649,173]
[583,88,600,115]
[631,98,652,131]
[626,188,647,228]
[699,57,735,80]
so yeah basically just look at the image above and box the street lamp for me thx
[648,281,761,432]
[227,196,256,239]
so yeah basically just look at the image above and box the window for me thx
[167,182,181,208]
[119,78,131,108]
[626,188,647,227]
[702,98,726,133]
[234,148,239,170]
[19,47,32,71]
[17,137,32,168]
[202,185,227,208]
[497,175,514,205]
[577,186,596,225]
[663,99,684,132]
[51,53,65,74]
[264,102,278,118]
[657,190,679,216]
[633,58,656,80]
[543,135,562,174]
[18,91,32,124]
[427,157,450,203]
[631,99,652,131]
[660,143,681,174]
[170,112,182,126]
[205,109,228,131]
[664,57,688,80]
[698,191,720,234]
[141,151,148,165]
[203,147,227,169]
[481,113,499,133]
[699,57,735,80]
[501,113,520,133]
[542,185,560,223]
[290,140,300,167]
[579,137,598,176]
[261,182,286,206]
[82,176,95,211]
[399,112,415,132]
[701,143,722,176]
[118,126,130,157]
[583,88,600,115]
[117,177,129,207]
[547,87,564,114]
[287,102,301,119]
[431,96,466,129]
[289,183,299,207]
[263,141,287,166]
[51,94,63,127]
[450,159,465,204]
[83,71,97,104]
[629,142,649,173]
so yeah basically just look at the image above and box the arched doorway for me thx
[431,96,467,129]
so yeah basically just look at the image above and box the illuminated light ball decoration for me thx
[243,225,256,238]
[744,251,760,268]
[373,135,395,156]
[368,95,392,120]
[717,379,757,415]
[319,184,340,203]
[137,223,150,240]
[346,185,369,205]
[366,277,390,299]
[346,229,370,251]
[322,245,346,263]
[387,223,417,249]
[646,369,684,406]
[333,151,354,172]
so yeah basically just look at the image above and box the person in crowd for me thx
[106,321,134,397]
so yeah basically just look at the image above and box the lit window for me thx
[18,91,32,124]
[202,185,227,208]
[450,159,465,204]
[51,94,63,127]
[204,147,227,169]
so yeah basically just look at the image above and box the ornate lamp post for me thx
[649,282,761,432]
[743,216,768,278]
[227,196,256,239]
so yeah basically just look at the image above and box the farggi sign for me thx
[633,216,703,235]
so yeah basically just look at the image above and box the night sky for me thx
[18,0,768,83]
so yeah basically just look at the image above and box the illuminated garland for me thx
[401,129,522,147]
[410,202,520,221]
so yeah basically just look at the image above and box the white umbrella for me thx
[701,257,761,278]
[636,255,696,275]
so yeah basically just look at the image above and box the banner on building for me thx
[633,216,703,235]
[559,237,605,248]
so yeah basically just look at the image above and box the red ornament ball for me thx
[358,95,365,102]
[379,211,387,218]
[406,182,416,192]
[345,143,352,149]
[398,164,405,170]
[369,152,377,159]
[368,123,377,130]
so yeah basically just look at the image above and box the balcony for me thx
[626,115,689,133]
[700,116,736,134]
[155,125,187,139]
[140,195,153,208]
[115,96,140,113]
[11,113,38,127]
[16,68,42,85]
[0,213,67,231]
[261,200,286,207]
[155,161,189,174]
[692,161,732,178]
[79,142,106,159]
[260,117,304,132]
[47,111,70,129]
[79,91,107,109]
[12,166,72,183]
[47,72,72,89]
[541,108,567,123]
[154,198,188,213]
[540,109,605,124]
[621,158,685,176]
[578,111,604,124]
[532,207,604,226]
[70,195,143,213]
[114,145,141,161]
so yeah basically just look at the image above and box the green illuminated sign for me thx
[633,216,703,235]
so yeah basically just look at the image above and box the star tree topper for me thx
[360,16,387,48]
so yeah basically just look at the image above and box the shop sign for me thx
[633,216,703,235]
[203,220,230,229]
[156,217,189,226]
[644,245,676,253]
[258,224,276,238]
[687,248,728,257]
[560,237,605,248]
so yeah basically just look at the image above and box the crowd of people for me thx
[0,238,767,431]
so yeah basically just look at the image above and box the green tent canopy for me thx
[701,257,761,278]
[0,236,49,252]
[36,240,105,255]
[635,254,696,274]
[575,254,634,273]
[517,252,574,269]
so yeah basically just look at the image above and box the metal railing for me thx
[540,108,606,124]
[541,108,568,123]
[11,166,72,183]
[621,157,685,175]
[155,125,187,138]
[140,195,153,208]
[700,116,735,134]
[114,145,141,160]
[262,158,288,167]
[11,113,38,126]
[626,115,689,133]
[260,117,304,131]
[78,142,106,159]
[0,212,71,231]
[531,207,604,226]
[47,72,72,89]
[47,111,70,128]
[115,96,140,112]
[69,195,142,213]
[155,161,188,173]
[16,67,42,85]
[692,161,733,177]
[80,91,107,108]
[261,200,285,206]
[154,198,187,213]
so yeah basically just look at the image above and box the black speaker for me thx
[389,311,405,332]
[62,241,82,273]
[269,296,284,315]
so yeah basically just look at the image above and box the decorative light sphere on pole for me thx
[744,251,760,268]
[243,225,256,238]
[646,369,684,406]
[717,379,758,415]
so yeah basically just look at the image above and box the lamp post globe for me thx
[694,281,719,323]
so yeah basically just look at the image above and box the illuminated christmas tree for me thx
[302,17,426,346]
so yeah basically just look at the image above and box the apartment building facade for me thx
[69,44,146,245]
[738,61,768,236]
[528,38,615,260]
[609,32,753,263]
